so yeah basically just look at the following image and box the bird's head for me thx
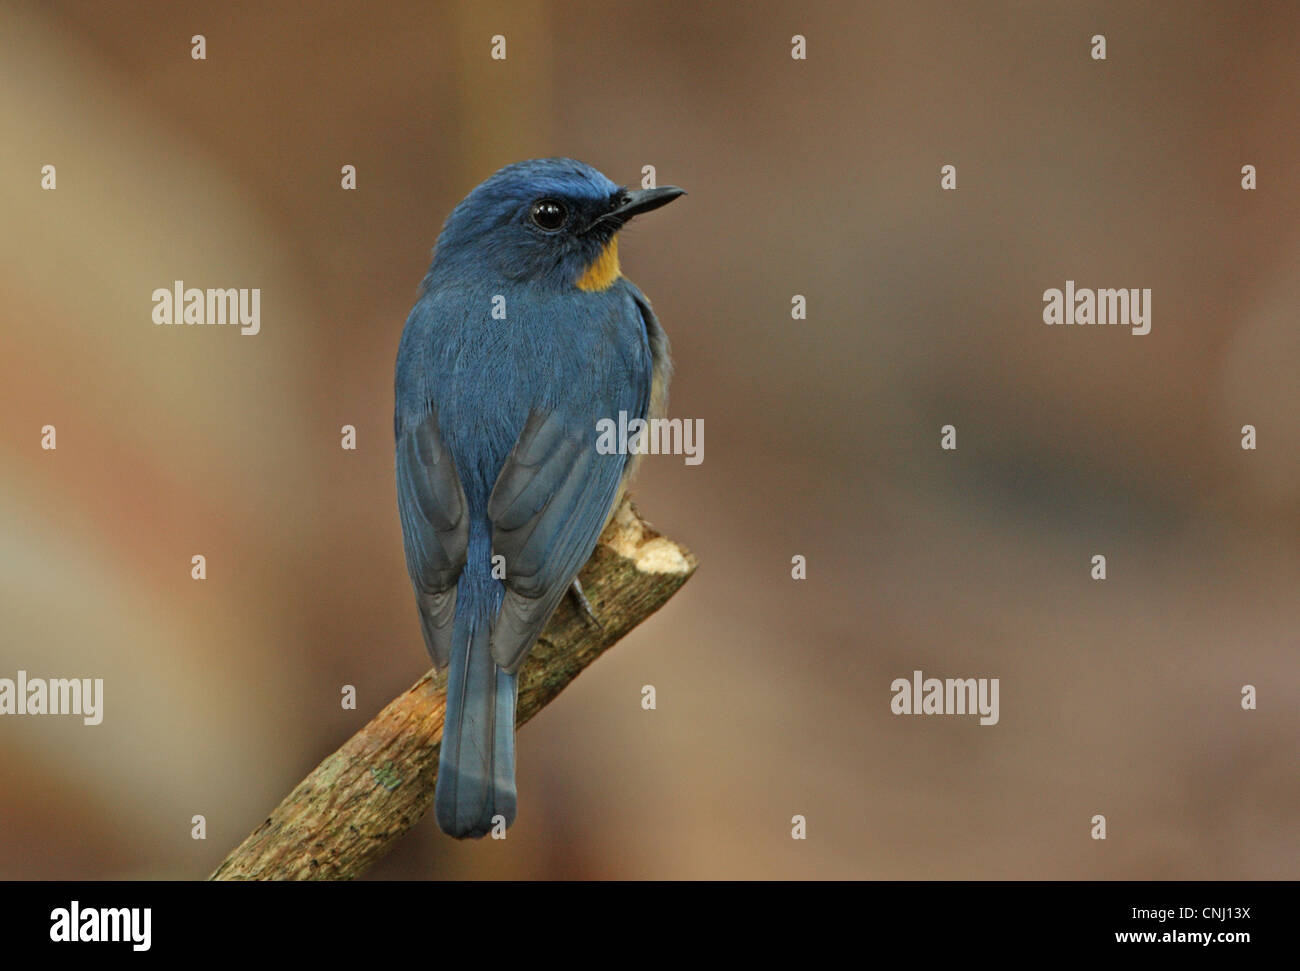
[427,158,684,292]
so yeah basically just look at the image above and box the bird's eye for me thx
[529,199,568,231]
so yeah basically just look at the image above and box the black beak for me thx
[591,185,685,231]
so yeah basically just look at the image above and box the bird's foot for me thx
[569,578,602,629]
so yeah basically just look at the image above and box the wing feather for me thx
[395,409,469,667]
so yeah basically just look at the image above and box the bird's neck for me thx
[575,237,621,292]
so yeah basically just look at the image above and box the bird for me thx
[394,158,684,839]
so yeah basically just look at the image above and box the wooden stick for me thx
[209,499,695,880]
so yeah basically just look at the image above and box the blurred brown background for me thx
[1,0,1296,879]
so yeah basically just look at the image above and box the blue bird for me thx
[394,158,684,838]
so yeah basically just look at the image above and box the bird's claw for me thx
[569,578,602,629]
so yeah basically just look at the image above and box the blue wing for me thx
[395,408,469,667]
[485,292,653,673]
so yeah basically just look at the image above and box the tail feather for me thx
[435,606,518,839]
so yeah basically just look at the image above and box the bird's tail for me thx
[435,583,518,839]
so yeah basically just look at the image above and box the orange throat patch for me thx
[576,237,621,291]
